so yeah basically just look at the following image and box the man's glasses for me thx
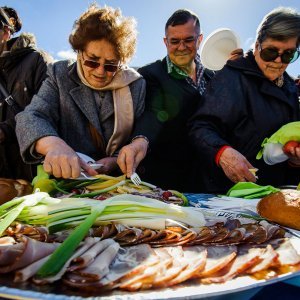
[259,44,300,64]
[167,35,199,47]
[81,52,120,72]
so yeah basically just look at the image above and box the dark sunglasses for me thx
[81,52,120,72]
[259,44,300,64]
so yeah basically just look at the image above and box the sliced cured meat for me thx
[164,246,207,286]
[14,255,50,282]
[195,245,237,278]
[73,242,120,280]
[268,238,300,265]
[259,221,285,241]
[0,240,25,266]
[99,244,159,289]
[33,237,98,284]
[68,238,113,271]
[246,245,278,274]
[5,224,49,242]
[201,246,263,283]
[0,236,59,273]
[243,225,268,244]
[214,228,246,245]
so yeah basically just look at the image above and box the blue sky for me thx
[6,0,300,77]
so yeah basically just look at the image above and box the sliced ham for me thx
[269,238,300,265]
[195,245,237,278]
[164,246,207,286]
[246,245,279,274]
[150,248,182,285]
[201,246,264,283]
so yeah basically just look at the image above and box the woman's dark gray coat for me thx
[16,60,145,164]
[189,51,300,193]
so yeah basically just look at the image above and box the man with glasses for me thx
[188,7,300,193]
[118,9,215,192]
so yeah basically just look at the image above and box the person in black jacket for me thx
[188,7,300,193]
[117,9,215,192]
[0,6,52,180]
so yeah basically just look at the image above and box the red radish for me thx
[162,191,173,199]
[283,141,300,154]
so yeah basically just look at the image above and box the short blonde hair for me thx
[69,5,137,63]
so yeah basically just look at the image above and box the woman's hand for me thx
[219,147,257,183]
[96,156,118,174]
[284,142,300,166]
[36,136,97,179]
[117,138,148,178]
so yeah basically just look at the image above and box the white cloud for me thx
[56,49,77,60]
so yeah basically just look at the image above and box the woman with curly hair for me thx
[16,5,146,179]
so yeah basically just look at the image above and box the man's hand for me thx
[117,138,148,178]
[219,147,257,183]
[229,48,244,61]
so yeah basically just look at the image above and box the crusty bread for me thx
[0,178,33,204]
[257,189,300,230]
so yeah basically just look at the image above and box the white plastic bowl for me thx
[263,143,289,165]
[200,28,240,71]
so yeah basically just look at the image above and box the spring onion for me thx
[0,191,49,236]
[36,206,104,277]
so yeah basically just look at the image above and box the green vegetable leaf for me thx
[36,206,104,278]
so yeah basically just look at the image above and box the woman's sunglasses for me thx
[259,44,300,64]
[81,52,120,72]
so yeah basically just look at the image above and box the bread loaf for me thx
[0,178,33,204]
[257,189,300,230]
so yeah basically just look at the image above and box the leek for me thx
[36,206,104,277]
[0,194,206,235]
[0,192,49,236]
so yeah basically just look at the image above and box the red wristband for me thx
[215,145,232,166]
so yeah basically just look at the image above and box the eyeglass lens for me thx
[168,36,198,46]
[260,47,300,64]
[83,59,119,72]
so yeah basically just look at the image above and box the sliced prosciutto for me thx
[0,236,59,273]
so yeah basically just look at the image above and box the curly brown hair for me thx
[69,4,137,64]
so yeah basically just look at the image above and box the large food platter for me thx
[0,261,299,300]
[1,193,300,299]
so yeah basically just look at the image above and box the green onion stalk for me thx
[0,192,206,277]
